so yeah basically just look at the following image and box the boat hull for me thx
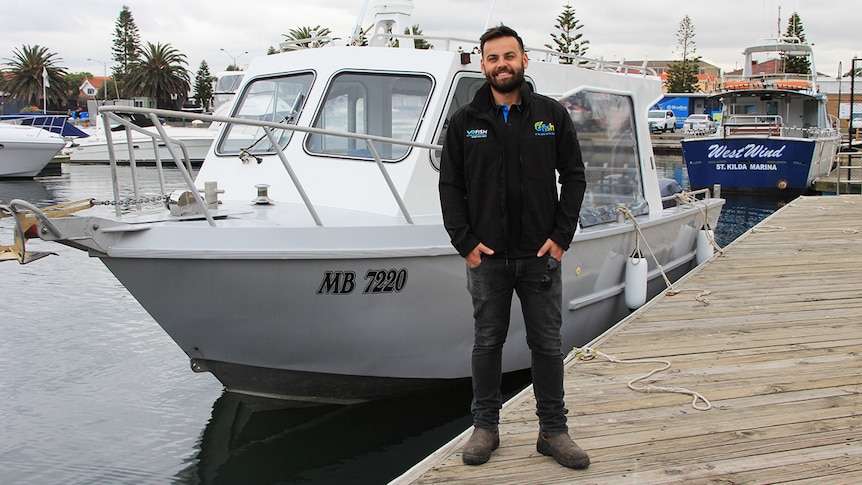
[682,137,839,191]
[84,203,721,404]
[68,138,212,164]
[0,128,66,178]
[66,128,214,164]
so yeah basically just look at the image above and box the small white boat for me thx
[65,114,217,165]
[0,122,66,178]
[3,0,723,404]
[682,36,841,192]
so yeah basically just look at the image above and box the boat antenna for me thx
[776,5,781,38]
[349,0,372,45]
[482,0,498,32]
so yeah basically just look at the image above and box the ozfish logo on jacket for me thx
[466,129,489,139]
[534,121,555,136]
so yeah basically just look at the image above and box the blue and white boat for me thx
[682,37,840,192]
[0,116,70,178]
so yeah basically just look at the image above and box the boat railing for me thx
[721,115,783,137]
[282,32,657,77]
[95,105,440,227]
[717,114,839,139]
[279,35,338,51]
[660,187,713,205]
[833,152,862,195]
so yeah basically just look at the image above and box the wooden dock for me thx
[394,194,862,484]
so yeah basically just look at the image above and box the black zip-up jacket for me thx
[439,82,587,258]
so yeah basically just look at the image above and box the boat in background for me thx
[682,36,840,192]
[64,111,217,165]
[0,120,67,178]
[3,0,723,405]
[212,71,245,112]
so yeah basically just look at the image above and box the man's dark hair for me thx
[479,25,524,54]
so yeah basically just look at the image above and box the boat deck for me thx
[394,194,862,484]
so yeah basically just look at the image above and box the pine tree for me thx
[111,5,142,97]
[665,15,701,93]
[782,12,811,74]
[545,4,589,64]
[193,60,214,112]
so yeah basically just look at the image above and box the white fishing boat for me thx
[0,121,67,178]
[2,0,723,404]
[682,36,841,192]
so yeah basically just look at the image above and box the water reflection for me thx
[712,194,788,247]
[0,177,62,206]
[178,371,530,484]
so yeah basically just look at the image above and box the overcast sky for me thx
[1,0,859,78]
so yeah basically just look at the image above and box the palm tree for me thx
[283,26,332,49]
[2,44,70,109]
[124,42,190,109]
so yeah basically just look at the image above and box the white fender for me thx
[625,254,648,310]
[696,229,714,265]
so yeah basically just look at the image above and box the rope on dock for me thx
[751,225,786,233]
[575,347,713,411]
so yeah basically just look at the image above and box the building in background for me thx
[625,59,723,94]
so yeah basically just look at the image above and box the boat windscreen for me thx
[216,72,315,157]
[560,90,647,226]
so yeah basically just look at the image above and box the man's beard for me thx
[485,65,525,94]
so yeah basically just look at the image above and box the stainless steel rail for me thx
[96,105,441,227]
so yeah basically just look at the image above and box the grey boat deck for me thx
[394,194,862,484]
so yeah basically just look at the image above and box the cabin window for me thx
[212,72,245,110]
[216,72,314,156]
[559,90,647,226]
[429,74,487,170]
[305,72,433,161]
[765,101,778,116]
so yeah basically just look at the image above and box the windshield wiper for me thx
[238,93,306,164]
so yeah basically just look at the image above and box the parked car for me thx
[648,109,676,133]
[683,114,717,133]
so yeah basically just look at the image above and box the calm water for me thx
[0,159,784,484]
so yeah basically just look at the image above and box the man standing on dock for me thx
[438,25,589,469]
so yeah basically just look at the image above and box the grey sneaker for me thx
[461,427,500,465]
[537,431,590,469]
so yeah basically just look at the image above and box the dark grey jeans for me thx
[465,255,568,433]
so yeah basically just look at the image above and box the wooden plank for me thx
[393,195,862,484]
